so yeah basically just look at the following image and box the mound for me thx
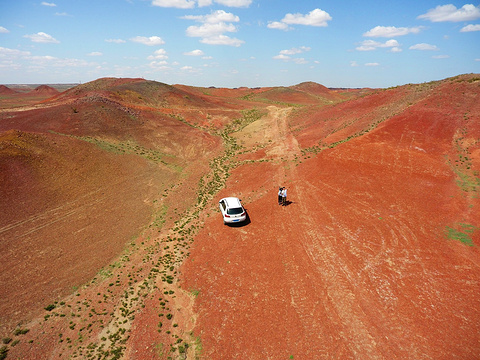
[0,85,18,95]
[32,85,60,95]
[243,84,347,106]
[291,81,330,95]
[56,77,215,110]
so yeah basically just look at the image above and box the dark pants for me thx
[278,195,282,204]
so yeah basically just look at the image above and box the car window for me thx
[227,207,243,215]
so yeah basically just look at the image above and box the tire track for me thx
[292,169,428,357]
[288,183,385,359]
[272,107,393,357]
[0,172,150,239]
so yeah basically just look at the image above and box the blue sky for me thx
[1,0,479,88]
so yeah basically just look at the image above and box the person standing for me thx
[278,187,283,205]
[282,187,287,206]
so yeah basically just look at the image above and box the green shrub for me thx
[45,304,56,311]
[0,346,9,360]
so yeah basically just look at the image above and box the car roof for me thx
[221,197,242,208]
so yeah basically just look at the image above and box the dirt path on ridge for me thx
[272,107,386,358]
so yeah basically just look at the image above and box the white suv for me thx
[218,197,247,224]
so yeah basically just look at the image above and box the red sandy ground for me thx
[0,75,479,359]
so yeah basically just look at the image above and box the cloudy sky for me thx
[1,0,479,87]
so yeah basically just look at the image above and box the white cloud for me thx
[356,39,400,51]
[365,62,380,66]
[200,34,244,46]
[186,23,237,37]
[183,10,243,47]
[432,54,450,59]
[267,21,291,31]
[184,49,205,56]
[41,2,56,6]
[30,55,56,61]
[0,26,9,33]
[292,57,307,64]
[350,61,359,67]
[273,54,290,60]
[130,36,165,46]
[24,32,60,43]
[152,0,251,8]
[409,43,439,51]
[179,65,203,75]
[149,60,170,70]
[105,38,126,43]
[279,46,311,55]
[28,55,95,68]
[269,8,332,30]
[0,46,99,76]
[182,10,239,24]
[274,47,310,64]
[363,26,423,37]
[87,52,102,56]
[460,24,480,32]
[0,47,31,58]
[418,4,480,22]
[55,12,71,16]
[214,0,252,7]
[147,49,168,60]
[152,0,195,8]
[281,8,332,27]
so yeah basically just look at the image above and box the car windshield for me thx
[227,207,244,215]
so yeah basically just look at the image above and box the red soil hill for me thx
[0,85,18,95]
[32,85,60,96]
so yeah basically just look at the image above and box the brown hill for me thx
[57,77,214,109]
[242,84,345,105]
[0,85,18,95]
[1,74,479,360]
[32,84,60,96]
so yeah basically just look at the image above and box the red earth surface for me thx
[0,75,479,359]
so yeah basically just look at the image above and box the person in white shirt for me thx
[281,187,287,206]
